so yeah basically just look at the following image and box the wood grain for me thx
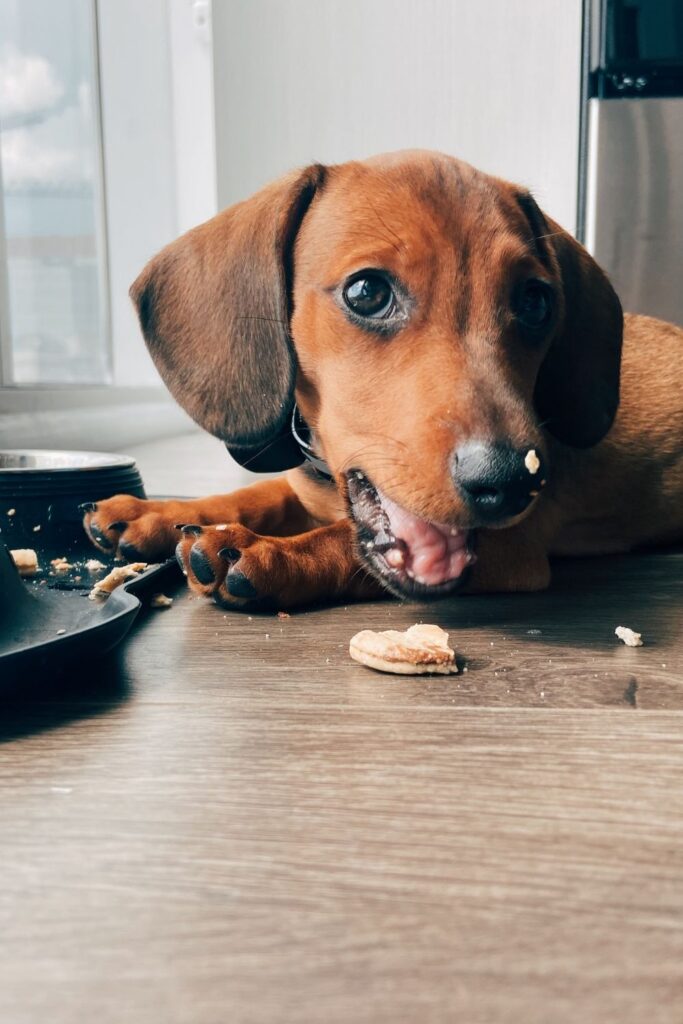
[1,435,682,1024]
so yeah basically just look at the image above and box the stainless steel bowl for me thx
[0,448,145,545]
[0,449,136,472]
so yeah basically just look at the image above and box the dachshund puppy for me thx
[83,151,683,609]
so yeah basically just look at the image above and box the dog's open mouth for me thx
[346,470,475,598]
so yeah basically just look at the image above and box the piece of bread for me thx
[349,623,458,675]
[89,562,147,600]
[615,625,643,647]
[150,593,173,608]
[10,548,39,576]
[51,557,73,573]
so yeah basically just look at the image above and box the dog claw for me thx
[79,501,97,513]
[180,524,203,536]
[218,547,241,563]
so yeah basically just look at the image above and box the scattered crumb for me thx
[215,524,228,531]
[615,625,643,647]
[349,623,459,675]
[10,548,39,576]
[89,562,147,600]
[150,593,173,608]
[51,557,73,573]
[277,611,290,619]
[56,628,66,635]
[85,558,106,572]
[524,449,541,474]
[32,524,41,532]
[7,508,15,516]
[526,628,542,635]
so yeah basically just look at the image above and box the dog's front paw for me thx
[176,522,288,610]
[81,495,200,562]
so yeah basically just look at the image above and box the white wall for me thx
[212,0,583,232]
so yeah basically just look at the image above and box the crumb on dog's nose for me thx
[452,441,545,523]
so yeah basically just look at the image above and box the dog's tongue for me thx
[378,491,471,586]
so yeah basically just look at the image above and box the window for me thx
[0,0,109,385]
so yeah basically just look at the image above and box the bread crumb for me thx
[10,548,39,576]
[51,557,73,573]
[277,611,290,619]
[615,625,643,647]
[32,524,41,532]
[350,623,459,675]
[56,628,66,635]
[214,524,228,531]
[524,449,540,474]
[85,558,106,572]
[7,508,15,516]
[150,593,173,608]
[89,562,147,600]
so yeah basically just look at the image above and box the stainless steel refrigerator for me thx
[583,0,683,327]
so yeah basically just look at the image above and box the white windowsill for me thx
[0,386,196,451]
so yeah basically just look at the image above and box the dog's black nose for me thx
[452,441,544,523]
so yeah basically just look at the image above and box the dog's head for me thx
[131,151,623,598]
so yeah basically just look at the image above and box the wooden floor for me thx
[2,431,683,1023]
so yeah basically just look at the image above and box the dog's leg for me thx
[82,478,315,562]
[176,519,383,610]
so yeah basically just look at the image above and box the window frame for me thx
[0,0,216,446]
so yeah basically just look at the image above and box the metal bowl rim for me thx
[0,449,136,473]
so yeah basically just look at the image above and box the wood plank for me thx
[1,704,682,1023]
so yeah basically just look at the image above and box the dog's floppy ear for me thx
[130,164,325,464]
[517,193,623,448]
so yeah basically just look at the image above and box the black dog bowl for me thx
[0,449,145,550]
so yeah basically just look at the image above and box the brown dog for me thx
[83,150,683,609]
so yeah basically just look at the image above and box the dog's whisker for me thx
[236,315,288,326]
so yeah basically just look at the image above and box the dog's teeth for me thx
[406,569,415,579]
[365,540,375,550]
[385,547,405,569]
[354,470,363,480]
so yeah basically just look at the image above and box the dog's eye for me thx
[343,273,395,319]
[515,280,554,332]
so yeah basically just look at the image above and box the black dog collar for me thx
[225,405,333,480]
